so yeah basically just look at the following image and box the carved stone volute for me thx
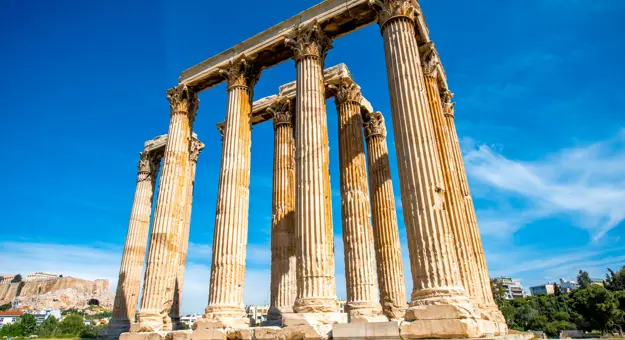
[441,90,455,117]
[363,111,387,140]
[285,21,333,65]
[331,77,362,106]
[166,85,199,121]
[189,138,205,163]
[219,57,262,92]
[268,97,294,128]
[369,0,421,31]
[420,41,438,76]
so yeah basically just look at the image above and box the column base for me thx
[482,305,508,336]
[120,330,191,340]
[191,317,251,340]
[293,297,338,313]
[347,301,388,323]
[134,312,172,333]
[202,305,249,325]
[98,322,129,340]
[381,301,408,321]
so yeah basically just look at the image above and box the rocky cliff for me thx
[0,277,114,310]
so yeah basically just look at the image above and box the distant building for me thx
[24,272,58,282]
[495,277,526,299]
[246,305,269,326]
[559,278,578,293]
[0,310,24,327]
[0,274,15,284]
[180,313,201,328]
[27,308,62,326]
[590,278,604,287]
[530,283,556,296]
[337,299,346,313]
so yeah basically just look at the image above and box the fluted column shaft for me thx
[136,85,197,332]
[267,99,297,320]
[422,67,482,305]
[171,139,204,328]
[374,2,482,329]
[287,23,337,313]
[205,60,259,323]
[443,107,501,312]
[109,151,161,333]
[334,80,383,321]
[363,112,407,320]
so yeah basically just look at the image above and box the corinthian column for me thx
[136,85,197,332]
[286,21,338,313]
[171,137,204,329]
[370,0,482,337]
[203,58,260,327]
[106,150,162,337]
[420,44,482,307]
[332,79,384,322]
[266,98,297,323]
[441,94,508,335]
[362,111,407,320]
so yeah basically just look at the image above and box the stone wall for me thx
[0,277,113,310]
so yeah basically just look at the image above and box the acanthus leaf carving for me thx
[441,90,455,117]
[166,85,199,123]
[363,111,387,139]
[419,41,438,76]
[189,138,205,163]
[268,97,294,128]
[218,57,261,92]
[331,77,362,106]
[369,0,421,30]
[285,20,333,66]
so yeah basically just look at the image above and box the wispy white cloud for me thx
[464,130,625,240]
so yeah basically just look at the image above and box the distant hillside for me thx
[0,277,113,310]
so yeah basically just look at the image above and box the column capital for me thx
[219,57,261,91]
[190,138,205,163]
[369,0,421,31]
[363,111,387,139]
[138,151,163,180]
[167,85,199,122]
[285,21,333,64]
[268,97,294,128]
[329,77,362,107]
[420,41,438,77]
[441,90,455,117]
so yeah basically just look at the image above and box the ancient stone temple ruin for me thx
[102,1,508,339]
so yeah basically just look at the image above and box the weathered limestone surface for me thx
[372,0,482,337]
[266,98,297,322]
[107,148,162,337]
[362,111,407,320]
[286,21,338,314]
[136,86,197,332]
[332,78,385,323]
[200,58,260,330]
[421,44,481,305]
[171,138,205,329]
[442,98,508,335]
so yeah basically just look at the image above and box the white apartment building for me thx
[0,274,15,284]
[180,313,201,328]
[27,308,62,326]
[0,310,24,326]
[245,305,270,326]
[496,277,526,299]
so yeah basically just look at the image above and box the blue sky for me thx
[1,0,624,314]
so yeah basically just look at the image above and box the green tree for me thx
[491,278,507,307]
[38,315,59,337]
[571,285,620,334]
[577,270,591,289]
[515,305,539,330]
[80,324,103,338]
[529,314,549,331]
[605,266,625,292]
[58,314,85,335]
[16,313,38,336]
[11,274,22,283]
[0,303,11,311]
[553,311,571,322]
